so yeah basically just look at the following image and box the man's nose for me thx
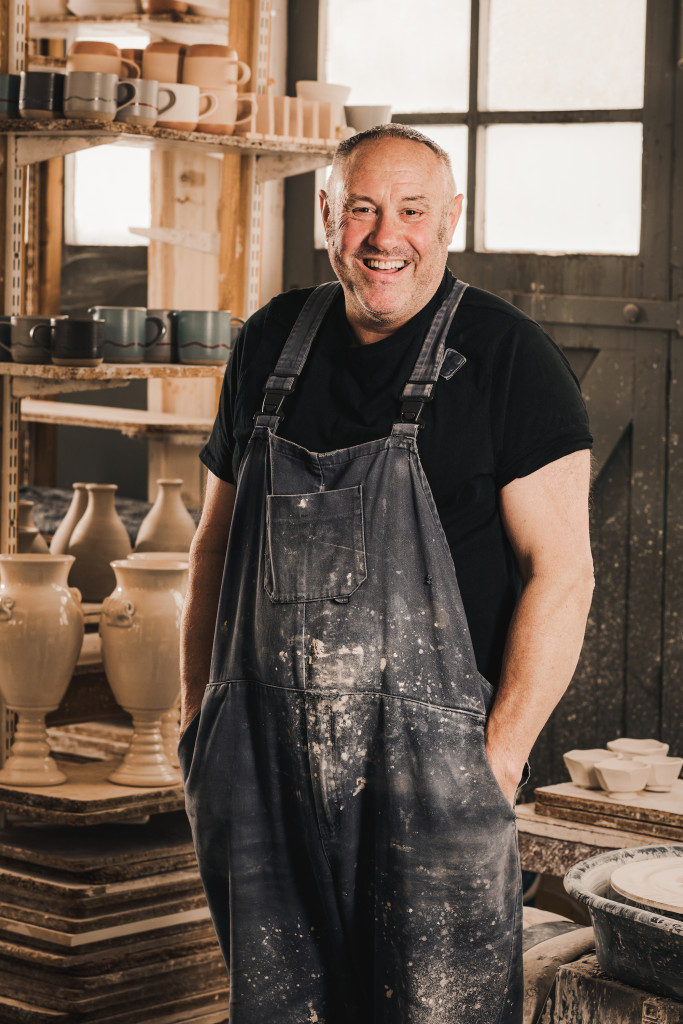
[367,211,401,253]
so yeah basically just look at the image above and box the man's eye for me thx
[353,206,374,215]
[404,209,422,217]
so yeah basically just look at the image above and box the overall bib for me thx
[180,279,524,1024]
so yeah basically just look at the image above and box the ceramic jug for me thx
[0,554,84,785]
[50,482,88,555]
[67,484,132,602]
[17,500,49,553]
[100,559,188,786]
[134,478,196,553]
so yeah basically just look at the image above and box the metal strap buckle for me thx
[400,396,427,426]
[258,388,289,419]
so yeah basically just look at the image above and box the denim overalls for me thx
[180,279,524,1024]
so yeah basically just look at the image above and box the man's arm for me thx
[485,449,594,804]
[179,472,236,735]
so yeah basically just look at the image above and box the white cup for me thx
[156,82,218,131]
[344,104,392,132]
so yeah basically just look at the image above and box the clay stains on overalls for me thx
[180,280,524,1024]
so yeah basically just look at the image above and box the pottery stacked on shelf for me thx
[17,500,49,554]
[134,478,196,552]
[563,736,681,799]
[0,554,84,786]
[67,484,132,601]
[100,559,188,786]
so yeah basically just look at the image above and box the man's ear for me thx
[319,190,331,230]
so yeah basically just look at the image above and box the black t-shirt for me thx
[201,270,592,687]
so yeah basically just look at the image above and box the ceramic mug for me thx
[64,72,123,122]
[89,306,165,363]
[66,41,139,79]
[19,71,65,121]
[10,315,66,364]
[0,74,20,120]
[181,44,250,87]
[51,317,105,366]
[115,78,160,128]
[155,82,218,132]
[142,42,186,83]
[174,310,243,364]
[196,86,256,136]
[145,309,175,363]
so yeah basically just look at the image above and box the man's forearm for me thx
[485,566,594,801]
[179,544,226,733]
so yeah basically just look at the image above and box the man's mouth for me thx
[362,258,409,273]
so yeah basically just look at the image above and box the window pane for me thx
[481,0,646,111]
[480,123,642,254]
[413,125,468,251]
[66,146,151,247]
[323,0,470,113]
[314,126,468,252]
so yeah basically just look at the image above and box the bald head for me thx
[324,124,457,230]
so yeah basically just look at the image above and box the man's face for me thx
[320,138,463,342]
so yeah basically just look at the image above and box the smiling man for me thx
[179,125,594,1024]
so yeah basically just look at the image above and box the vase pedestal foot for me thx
[0,710,66,786]
[109,713,182,787]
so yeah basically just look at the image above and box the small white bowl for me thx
[296,80,351,105]
[606,737,669,758]
[563,749,621,789]
[637,754,683,792]
[594,757,650,800]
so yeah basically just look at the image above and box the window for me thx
[317,0,646,255]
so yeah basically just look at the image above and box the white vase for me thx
[0,554,84,786]
[100,559,188,786]
[18,501,49,554]
[50,482,88,555]
[67,484,132,602]
[134,478,196,553]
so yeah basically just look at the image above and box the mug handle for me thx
[157,88,176,116]
[28,323,52,346]
[230,316,245,327]
[144,316,167,348]
[116,81,136,111]
[120,58,141,79]
[0,339,11,355]
[198,91,219,121]
[232,60,251,86]
[234,96,257,127]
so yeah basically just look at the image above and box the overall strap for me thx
[398,279,468,427]
[257,282,342,428]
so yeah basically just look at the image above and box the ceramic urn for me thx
[0,554,84,785]
[68,483,132,601]
[100,559,188,786]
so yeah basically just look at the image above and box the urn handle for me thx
[69,586,82,604]
[0,597,14,621]
[102,597,135,628]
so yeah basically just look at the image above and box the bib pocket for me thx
[265,485,367,603]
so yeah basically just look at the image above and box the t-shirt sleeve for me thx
[199,328,243,485]
[491,319,593,488]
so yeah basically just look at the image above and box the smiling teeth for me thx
[366,259,406,270]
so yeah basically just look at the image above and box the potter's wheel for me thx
[610,857,683,916]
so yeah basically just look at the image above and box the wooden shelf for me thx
[0,361,225,397]
[30,11,228,43]
[0,120,338,174]
[21,398,214,440]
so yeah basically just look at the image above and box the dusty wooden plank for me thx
[0,363,224,380]
[517,832,617,877]
[20,399,214,437]
[535,781,683,824]
[552,955,683,1024]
